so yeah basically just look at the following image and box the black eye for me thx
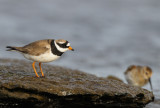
[57,43,68,48]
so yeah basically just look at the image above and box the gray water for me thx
[0,0,160,107]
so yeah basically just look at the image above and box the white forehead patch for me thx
[66,43,70,46]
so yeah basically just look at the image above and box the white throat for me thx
[54,41,68,52]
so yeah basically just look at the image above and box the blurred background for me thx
[0,0,160,107]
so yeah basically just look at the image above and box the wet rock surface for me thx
[0,59,154,108]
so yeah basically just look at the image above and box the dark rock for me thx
[0,59,154,108]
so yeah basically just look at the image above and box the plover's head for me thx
[55,39,74,52]
[142,66,152,79]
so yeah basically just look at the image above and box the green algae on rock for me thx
[0,59,154,108]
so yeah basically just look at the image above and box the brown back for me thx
[16,39,53,56]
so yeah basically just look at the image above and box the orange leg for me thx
[39,62,44,77]
[32,61,39,77]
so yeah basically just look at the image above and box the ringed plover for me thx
[6,39,74,77]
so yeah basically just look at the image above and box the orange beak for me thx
[68,46,74,51]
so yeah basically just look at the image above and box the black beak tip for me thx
[72,49,74,51]
[149,78,153,91]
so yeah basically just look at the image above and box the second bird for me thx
[124,65,153,91]
[6,39,74,78]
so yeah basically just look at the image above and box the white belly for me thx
[23,52,60,63]
[125,72,137,86]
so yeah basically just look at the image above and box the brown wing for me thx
[19,39,53,56]
[124,65,136,74]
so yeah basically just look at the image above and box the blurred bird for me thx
[124,65,153,91]
[6,39,74,77]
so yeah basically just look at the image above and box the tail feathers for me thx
[6,46,18,51]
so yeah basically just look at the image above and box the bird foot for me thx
[40,76,45,78]
[34,76,40,78]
